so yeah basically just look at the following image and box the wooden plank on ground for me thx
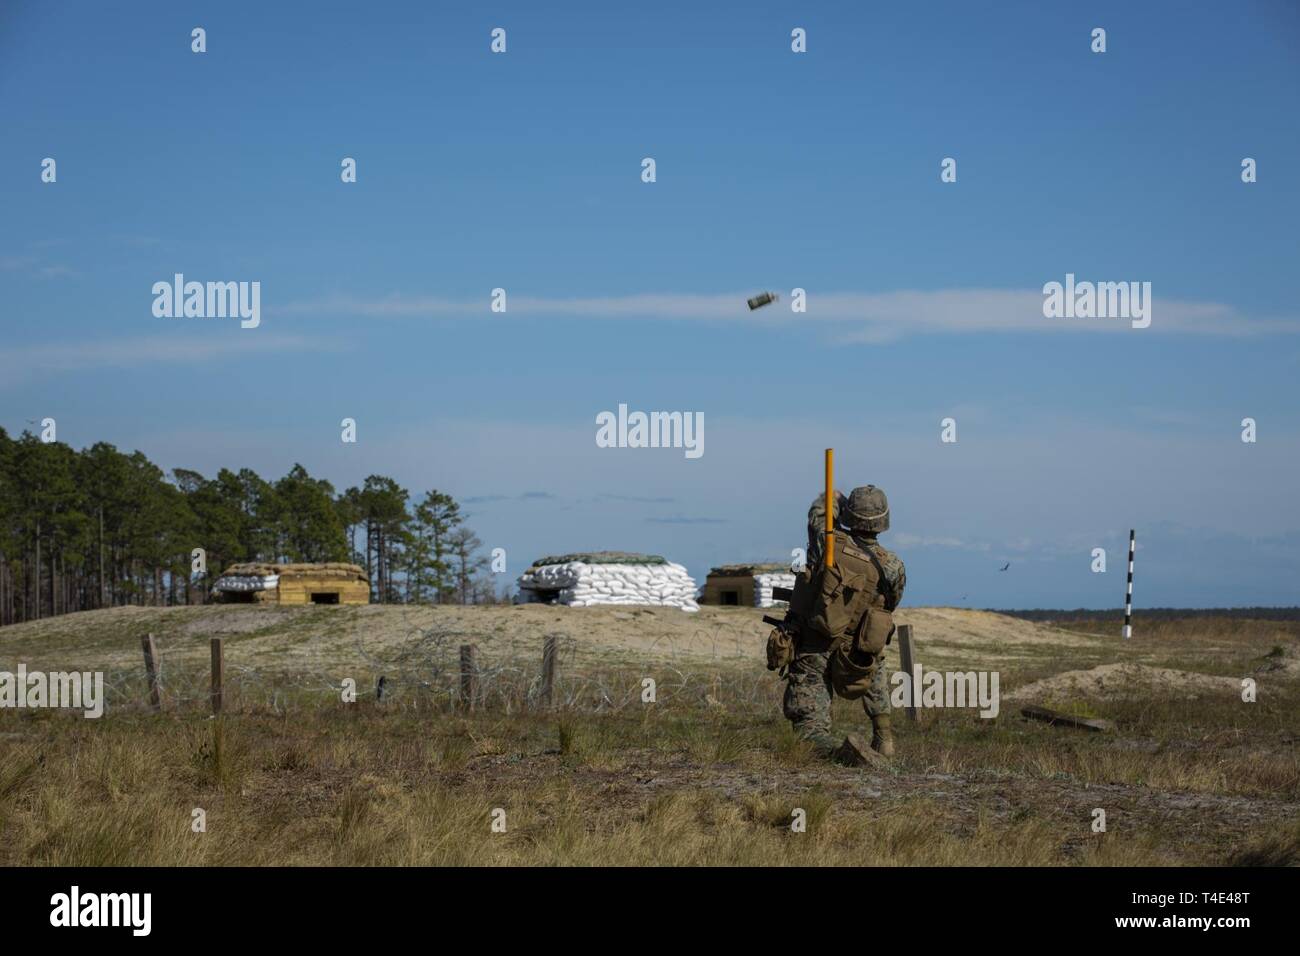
[1021,705,1113,733]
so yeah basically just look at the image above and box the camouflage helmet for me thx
[842,485,890,534]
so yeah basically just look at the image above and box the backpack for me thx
[797,532,900,699]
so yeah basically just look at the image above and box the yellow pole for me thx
[824,448,835,568]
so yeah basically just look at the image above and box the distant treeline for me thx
[996,607,1300,623]
[0,427,496,627]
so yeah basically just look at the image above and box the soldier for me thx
[770,485,907,766]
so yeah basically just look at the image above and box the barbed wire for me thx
[87,609,777,717]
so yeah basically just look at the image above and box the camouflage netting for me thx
[218,562,367,581]
[707,563,788,577]
[529,551,666,568]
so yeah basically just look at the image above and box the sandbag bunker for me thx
[700,563,796,608]
[212,562,370,605]
[516,551,700,612]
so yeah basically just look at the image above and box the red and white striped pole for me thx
[1123,529,1135,639]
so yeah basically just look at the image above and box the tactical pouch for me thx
[765,626,795,674]
[829,606,894,699]
[829,643,876,699]
[857,605,895,657]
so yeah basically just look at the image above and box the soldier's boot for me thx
[870,714,895,757]
[831,733,881,767]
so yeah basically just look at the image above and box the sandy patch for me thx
[1004,663,1242,702]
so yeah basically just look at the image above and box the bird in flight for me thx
[999,562,1010,572]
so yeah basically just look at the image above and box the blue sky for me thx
[2,0,1298,607]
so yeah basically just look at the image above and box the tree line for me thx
[0,427,495,626]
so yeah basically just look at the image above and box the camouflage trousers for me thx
[782,646,891,755]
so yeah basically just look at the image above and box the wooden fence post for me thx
[459,644,477,712]
[540,635,558,708]
[210,636,224,716]
[897,624,918,723]
[140,633,162,712]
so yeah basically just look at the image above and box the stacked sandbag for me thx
[753,571,796,608]
[213,562,368,594]
[212,570,280,593]
[517,552,699,612]
[218,562,367,581]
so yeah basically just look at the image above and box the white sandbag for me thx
[516,558,699,612]
[753,571,796,608]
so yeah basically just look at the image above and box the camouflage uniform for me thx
[781,486,906,757]
[783,641,895,754]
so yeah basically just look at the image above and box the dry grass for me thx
[1,690,1296,866]
[1,605,1297,866]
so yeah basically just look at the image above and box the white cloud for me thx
[273,288,1300,339]
[0,333,336,387]
[1,254,76,280]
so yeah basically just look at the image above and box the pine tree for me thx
[448,526,487,605]
[413,491,461,603]
[274,465,347,563]
[358,476,409,603]
[0,434,490,622]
